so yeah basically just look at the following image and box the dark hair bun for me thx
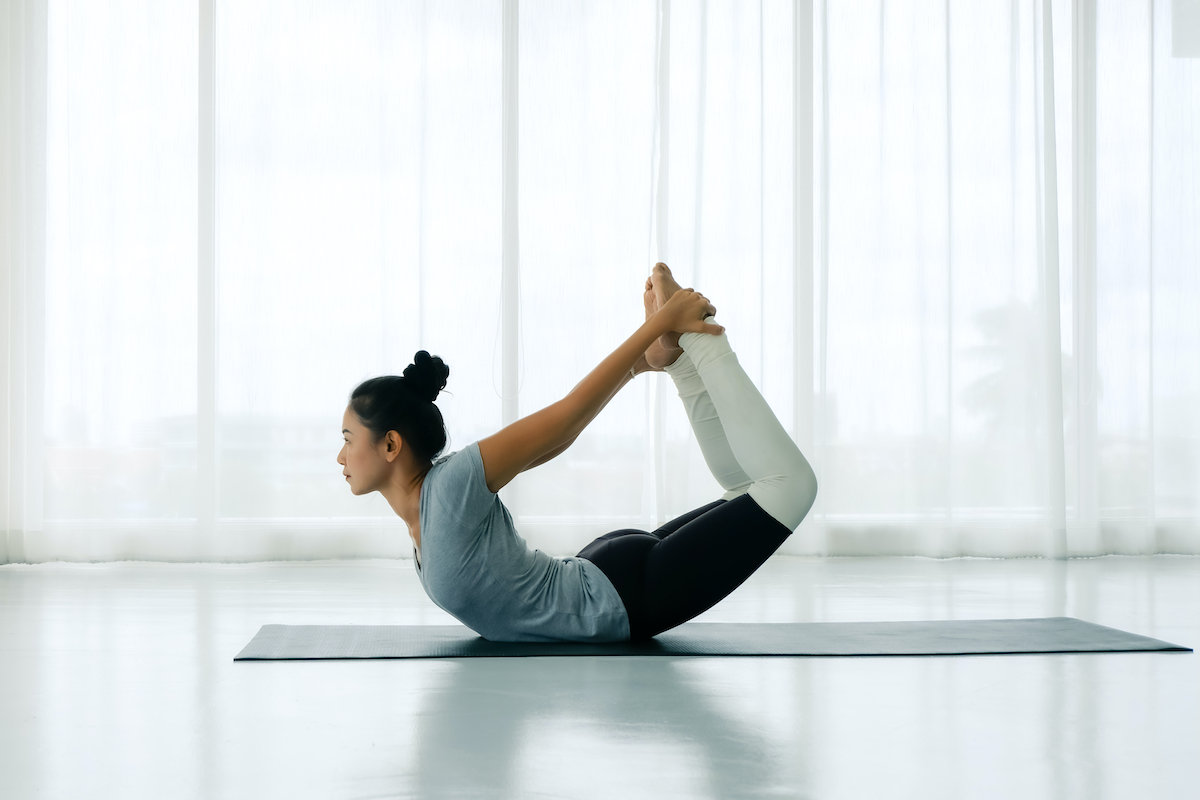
[402,351,449,403]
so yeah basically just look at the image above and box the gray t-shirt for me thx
[415,441,630,642]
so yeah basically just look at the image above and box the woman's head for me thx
[339,351,450,494]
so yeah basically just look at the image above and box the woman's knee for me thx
[747,463,817,532]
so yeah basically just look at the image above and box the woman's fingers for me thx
[687,290,716,316]
[678,315,724,336]
[658,289,720,335]
[690,293,716,319]
[658,287,721,329]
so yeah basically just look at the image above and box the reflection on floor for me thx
[1,555,1197,799]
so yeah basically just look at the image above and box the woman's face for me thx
[338,406,388,495]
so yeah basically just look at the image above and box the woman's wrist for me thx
[646,308,675,340]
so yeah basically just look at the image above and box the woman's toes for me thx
[651,263,683,302]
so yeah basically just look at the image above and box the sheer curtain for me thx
[3,0,1198,563]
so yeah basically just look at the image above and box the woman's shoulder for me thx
[427,441,482,483]
[422,441,494,523]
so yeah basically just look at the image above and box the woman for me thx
[337,264,818,642]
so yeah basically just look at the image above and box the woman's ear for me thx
[384,430,404,462]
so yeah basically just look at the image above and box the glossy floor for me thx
[1,555,1197,799]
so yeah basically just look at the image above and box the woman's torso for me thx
[414,442,629,643]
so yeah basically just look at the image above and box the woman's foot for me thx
[643,263,685,370]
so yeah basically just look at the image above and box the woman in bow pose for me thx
[338,264,817,641]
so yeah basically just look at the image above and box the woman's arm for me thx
[477,290,722,494]
[519,373,632,472]
[521,353,651,471]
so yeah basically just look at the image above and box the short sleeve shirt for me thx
[415,442,630,642]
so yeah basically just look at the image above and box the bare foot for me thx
[643,262,685,370]
[651,262,688,353]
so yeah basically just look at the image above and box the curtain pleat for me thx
[2,0,49,564]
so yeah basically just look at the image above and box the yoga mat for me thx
[233,617,1189,660]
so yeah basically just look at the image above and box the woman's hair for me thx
[348,351,450,463]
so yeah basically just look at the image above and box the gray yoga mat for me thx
[233,617,1189,660]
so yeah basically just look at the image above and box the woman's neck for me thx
[381,469,426,550]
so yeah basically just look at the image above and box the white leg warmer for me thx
[677,319,818,531]
[663,352,754,501]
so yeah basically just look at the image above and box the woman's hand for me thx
[653,288,724,338]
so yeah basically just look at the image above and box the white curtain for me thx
[3,0,1198,563]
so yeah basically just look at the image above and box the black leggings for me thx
[576,493,793,641]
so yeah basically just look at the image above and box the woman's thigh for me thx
[640,494,792,638]
[577,495,791,640]
[651,499,727,539]
[575,498,726,609]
